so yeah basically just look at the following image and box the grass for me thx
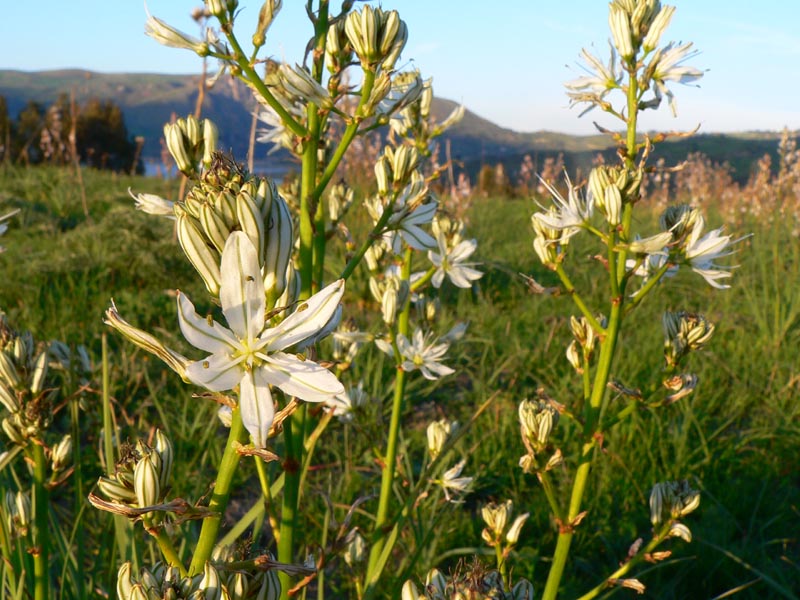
[0,165,798,598]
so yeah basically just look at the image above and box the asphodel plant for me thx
[104,1,488,598]
[521,1,747,598]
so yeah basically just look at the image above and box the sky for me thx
[3,0,800,136]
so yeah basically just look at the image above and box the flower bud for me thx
[236,189,266,260]
[177,214,222,296]
[202,119,218,168]
[206,0,228,18]
[426,419,454,460]
[145,15,209,56]
[518,399,558,450]
[163,123,194,175]
[154,429,174,492]
[401,581,421,600]
[481,500,512,538]
[609,5,634,59]
[343,530,366,566]
[199,202,231,254]
[252,0,282,48]
[642,5,675,52]
[263,195,293,303]
[510,579,535,600]
[117,562,135,600]
[506,512,529,545]
[133,452,161,509]
[51,434,72,472]
[0,382,19,413]
[0,352,20,388]
[374,156,391,195]
[96,474,137,503]
[669,522,692,542]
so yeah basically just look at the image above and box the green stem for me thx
[148,525,187,577]
[278,409,302,599]
[365,249,413,582]
[222,31,306,139]
[188,408,246,576]
[554,265,605,336]
[538,471,565,525]
[31,443,49,600]
[576,522,671,600]
[299,110,319,299]
[339,202,395,281]
[541,65,641,600]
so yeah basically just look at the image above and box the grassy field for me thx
[0,165,798,598]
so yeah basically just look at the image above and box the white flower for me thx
[650,42,704,116]
[683,216,746,289]
[437,459,473,504]
[428,233,482,289]
[128,189,175,218]
[177,232,345,447]
[565,45,621,114]
[144,13,208,55]
[324,381,370,423]
[256,108,296,154]
[533,174,593,243]
[377,329,455,380]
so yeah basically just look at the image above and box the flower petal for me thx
[265,279,345,352]
[177,291,238,354]
[261,352,344,402]
[220,232,265,341]
[239,369,274,448]
[186,352,243,391]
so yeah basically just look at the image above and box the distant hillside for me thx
[0,69,793,184]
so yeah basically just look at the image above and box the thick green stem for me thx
[278,410,302,599]
[31,443,49,600]
[188,408,246,576]
[299,109,320,299]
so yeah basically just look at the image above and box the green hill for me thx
[0,69,792,183]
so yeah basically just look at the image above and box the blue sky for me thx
[3,1,799,135]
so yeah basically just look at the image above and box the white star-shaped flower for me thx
[376,329,454,380]
[428,233,483,289]
[177,232,344,447]
[683,216,746,289]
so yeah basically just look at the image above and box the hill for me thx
[0,69,792,183]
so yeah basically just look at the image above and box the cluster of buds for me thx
[211,546,282,600]
[662,310,714,368]
[566,1,702,118]
[369,274,408,326]
[387,74,464,153]
[517,397,562,474]
[649,480,700,527]
[480,500,529,550]
[176,154,294,303]
[374,146,420,195]
[0,319,52,446]
[426,418,457,461]
[608,0,676,61]
[116,560,255,600]
[565,315,602,373]
[531,208,568,269]
[344,5,407,71]
[402,565,534,600]
[163,115,218,176]
[659,204,700,241]
[588,165,642,225]
[3,490,31,539]
[94,431,174,519]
